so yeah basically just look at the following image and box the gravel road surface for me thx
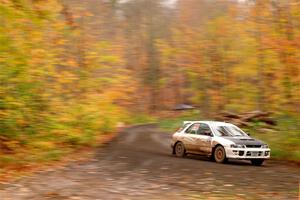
[0,124,299,199]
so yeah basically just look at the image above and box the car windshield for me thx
[177,123,191,132]
[214,125,248,137]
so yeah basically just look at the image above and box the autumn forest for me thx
[0,0,300,174]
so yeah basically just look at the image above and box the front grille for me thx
[246,145,261,148]
[246,151,263,157]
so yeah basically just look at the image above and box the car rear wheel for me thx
[175,142,186,157]
[251,159,264,166]
[214,145,227,163]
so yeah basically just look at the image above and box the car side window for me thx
[197,123,212,136]
[185,123,200,134]
[177,123,191,132]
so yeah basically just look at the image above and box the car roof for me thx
[183,121,235,127]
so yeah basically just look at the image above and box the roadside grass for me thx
[0,130,122,181]
[246,113,300,162]
[158,110,202,132]
[0,111,158,181]
[158,112,300,162]
[124,113,157,124]
[0,137,83,181]
[1,110,298,181]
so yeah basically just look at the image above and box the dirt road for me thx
[0,124,299,199]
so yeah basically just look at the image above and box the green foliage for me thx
[159,111,202,131]
[124,113,157,125]
[1,0,300,173]
[0,0,131,169]
[247,114,300,161]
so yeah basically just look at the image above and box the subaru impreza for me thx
[171,121,270,166]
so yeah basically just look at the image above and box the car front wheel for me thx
[175,142,186,157]
[251,159,264,166]
[214,145,227,163]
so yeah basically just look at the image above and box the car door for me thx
[194,123,213,154]
[182,123,201,151]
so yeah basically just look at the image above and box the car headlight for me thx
[261,144,269,148]
[230,144,245,148]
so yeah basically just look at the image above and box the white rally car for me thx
[171,121,270,166]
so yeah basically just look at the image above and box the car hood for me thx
[223,137,265,146]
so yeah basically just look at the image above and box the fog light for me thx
[265,151,270,156]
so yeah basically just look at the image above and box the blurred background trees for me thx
[0,0,299,165]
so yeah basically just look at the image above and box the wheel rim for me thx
[215,148,224,161]
[176,143,183,155]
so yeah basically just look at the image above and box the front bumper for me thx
[225,147,271,159]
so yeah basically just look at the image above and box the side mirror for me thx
[247,133,251,136]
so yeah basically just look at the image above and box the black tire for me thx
[174,142,186,157]
[214,145,227,163]
[251,159,264,166]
